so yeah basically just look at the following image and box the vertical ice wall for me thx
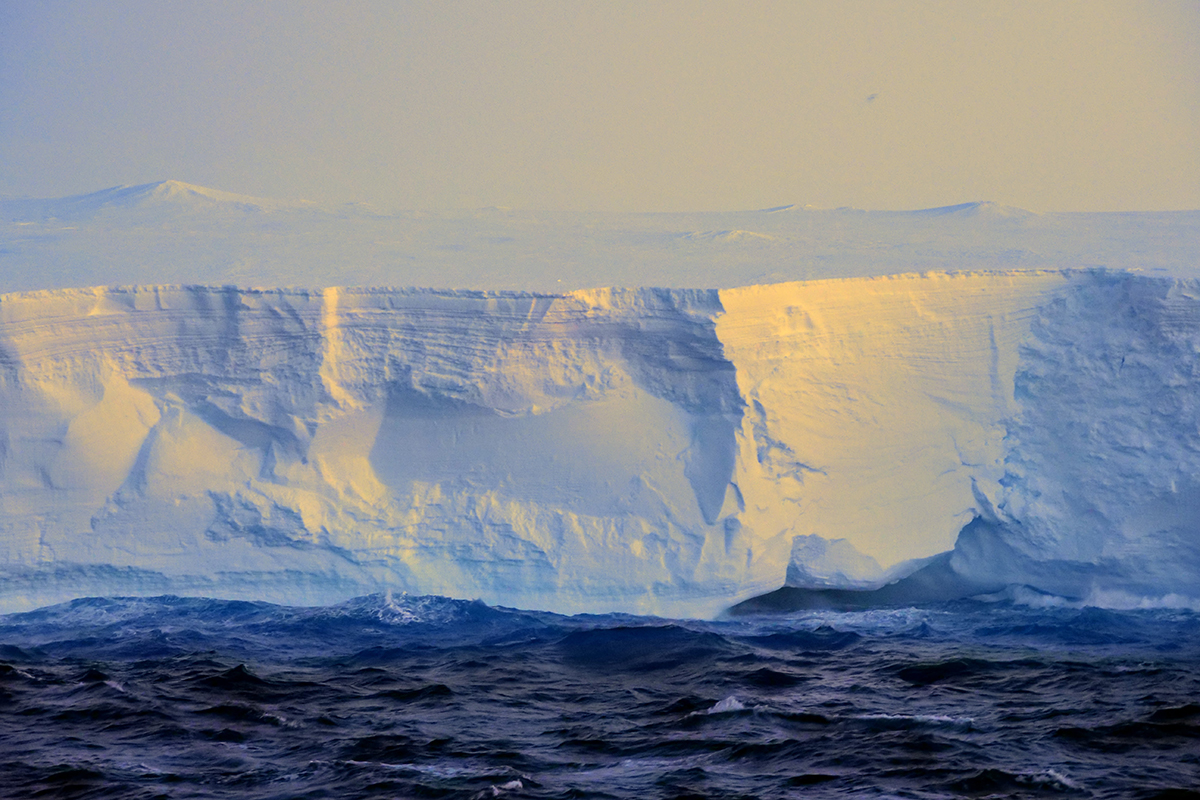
[0,285,756,615]
[951,273,1200,604]
[2,271,1199,615]
[714,271,1075,584]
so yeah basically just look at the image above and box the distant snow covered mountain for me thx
[1,183,1199,616]
[1,180,310,223]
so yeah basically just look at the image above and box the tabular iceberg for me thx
[1,269,1198,616]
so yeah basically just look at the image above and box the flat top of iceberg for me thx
[2,181,1198,293]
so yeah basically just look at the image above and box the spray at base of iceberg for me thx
[1,270,1198,616]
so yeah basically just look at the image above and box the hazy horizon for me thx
[2,1,1198,213]
[8,177,1178,214]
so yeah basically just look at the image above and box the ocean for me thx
[1,594,1197,799]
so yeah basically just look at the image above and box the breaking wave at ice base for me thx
[1,592,1198,799]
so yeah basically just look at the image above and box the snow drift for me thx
[2,270,1199,616]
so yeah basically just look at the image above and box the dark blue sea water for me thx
[1,594,1198,799]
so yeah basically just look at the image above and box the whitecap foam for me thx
[705,696,746,714]
[855,713,975,730]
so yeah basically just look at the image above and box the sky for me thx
[1,1,1197,213]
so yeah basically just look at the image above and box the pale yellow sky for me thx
[1,0,1197,211]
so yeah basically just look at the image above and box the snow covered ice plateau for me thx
[2,181,1200,618]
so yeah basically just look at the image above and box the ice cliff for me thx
[2,270,1199,616]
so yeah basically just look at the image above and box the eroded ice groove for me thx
[0,285,746,615]
[2,271,1199,616]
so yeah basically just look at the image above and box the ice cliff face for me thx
[952,274,1200,606]
[0,285,746,615]
[1,270,1198,615]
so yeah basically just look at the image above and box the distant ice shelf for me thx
[4,179,1200,294]
[3,270,1200,616]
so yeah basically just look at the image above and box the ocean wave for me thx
[1,594,1198,798]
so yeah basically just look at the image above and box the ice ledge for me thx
[0,266,1107,303]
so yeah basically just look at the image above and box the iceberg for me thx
[3,268,1199,616]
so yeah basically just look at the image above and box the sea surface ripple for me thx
[1,594,1198,799]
